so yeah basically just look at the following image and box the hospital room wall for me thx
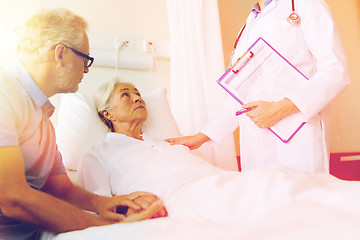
[218,0,360,155]
[1,0,359,155]
[0,0,171,127]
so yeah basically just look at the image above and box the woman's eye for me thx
[121,93,129,98]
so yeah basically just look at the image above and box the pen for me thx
[235,108,251,116]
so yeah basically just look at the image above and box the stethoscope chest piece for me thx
[287,12,300,25]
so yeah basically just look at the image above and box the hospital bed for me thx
[50,88,360,240]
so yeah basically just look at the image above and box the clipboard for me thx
[217,37,308,143]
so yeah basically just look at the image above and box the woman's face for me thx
[107,82,148,124]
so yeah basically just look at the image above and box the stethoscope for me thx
[287,0,300,25]
[229,0,300,66]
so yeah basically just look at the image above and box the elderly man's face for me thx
[107,83,148,125]
[55,33,90,93]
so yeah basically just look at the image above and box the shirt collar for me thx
[11,59,55,117]
[252,0,273,17]
[41,101,55,118]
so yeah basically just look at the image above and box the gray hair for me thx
[95,78,145,132]
[94,79,118,132]
[17,8,88,61]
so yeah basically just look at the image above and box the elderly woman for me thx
[96,80,148,140]
[78,80,216,197]
[77,80,360,225]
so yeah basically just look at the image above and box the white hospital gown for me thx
[77,132,220,198]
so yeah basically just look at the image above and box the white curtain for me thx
[166,0,237,170]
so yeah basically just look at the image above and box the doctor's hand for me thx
[165,133,210,150]
[242,98,299,129]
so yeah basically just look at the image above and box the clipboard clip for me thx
[231,51,254,74]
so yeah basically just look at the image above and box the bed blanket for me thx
[51,159,360,239]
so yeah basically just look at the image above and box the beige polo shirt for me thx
[0,59,66,189]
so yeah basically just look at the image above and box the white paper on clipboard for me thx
[217,37,308,143]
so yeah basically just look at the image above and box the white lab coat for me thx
[202,0,350,173]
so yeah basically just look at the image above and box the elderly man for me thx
[0,8,166,240]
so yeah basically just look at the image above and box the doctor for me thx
[166,0,350,173]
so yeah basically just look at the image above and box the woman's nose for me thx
[134,95,141,103]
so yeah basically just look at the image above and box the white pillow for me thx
[56,88,181,170]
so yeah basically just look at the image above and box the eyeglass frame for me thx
[64,45,94,68]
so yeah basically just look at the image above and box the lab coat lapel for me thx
[259,0,278,18]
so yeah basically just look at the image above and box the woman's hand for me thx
[242,98,299,128]
[125,194,168,221]
[95,191,167,223]
[165,133,210,150]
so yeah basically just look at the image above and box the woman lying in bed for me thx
[77,80,360,223]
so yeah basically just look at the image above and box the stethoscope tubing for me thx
[229,0,300,66]
[291,0,295,11]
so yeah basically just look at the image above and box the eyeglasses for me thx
[65,45,94,68]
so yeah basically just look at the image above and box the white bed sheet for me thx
[50,163,360,239]
[48,209,360,240]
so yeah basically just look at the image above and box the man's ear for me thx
[54,44,66,67]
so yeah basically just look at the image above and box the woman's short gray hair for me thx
[94,79,120,132]
[17,8,88,61]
